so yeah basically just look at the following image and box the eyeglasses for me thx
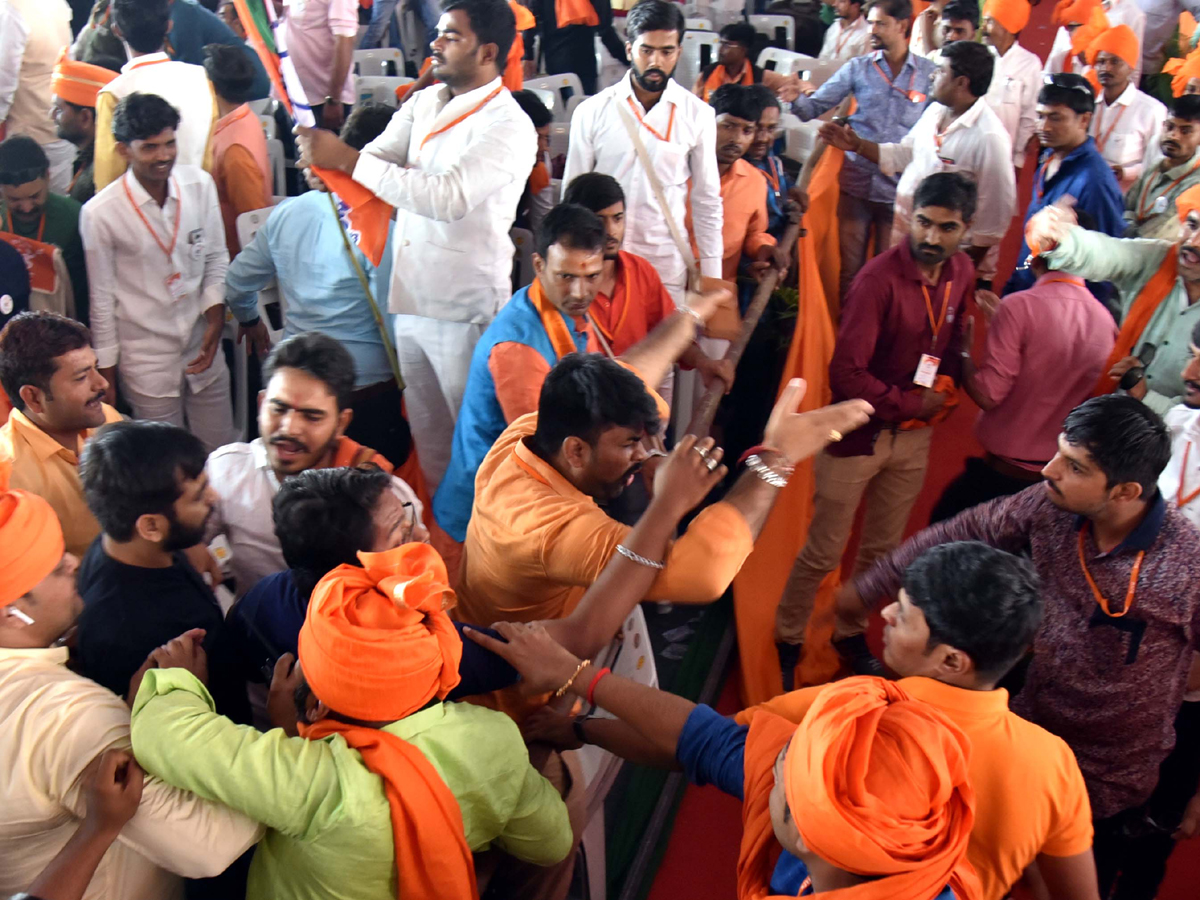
[1042,73,1095,94]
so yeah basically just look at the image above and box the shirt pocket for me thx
[1104,133,1140,167]
[651,142,690,187]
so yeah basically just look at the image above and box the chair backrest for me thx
[565,93,586,120]
[353,47,403,77]
[595,34,627,92]
[257,114,277,141]
[685,16,713,30]
[548,122,570,163]
[236,207,274,252]
[756,47,814,77]
[748,13,795,50]
[528,87,559,119]
[524,73,586,120]
[355,75,414,107]
[678,30,720,91]
[780,114,819,165]
[265,138,286,197]
[511,227,535,290]
[247,97,275,116]
[803,58,842,89]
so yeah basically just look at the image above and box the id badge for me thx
[165,271,186,300]
[1154,195,1169,214]
[914,353,940,388]
[908,90,926,103]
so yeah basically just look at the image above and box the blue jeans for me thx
[359,0,402,50]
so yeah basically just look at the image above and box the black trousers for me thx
[1096,700,1200,900]
[344,379,413,470]
[929,456,1042,524]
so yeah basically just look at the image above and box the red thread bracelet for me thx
[586,667,611,706]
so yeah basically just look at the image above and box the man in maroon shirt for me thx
[774,172,976,687]
[833,394,1200,897]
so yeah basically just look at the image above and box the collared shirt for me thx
[829,240,973,455]
[93,53,218,192]
[0,646,262,900]
[225,191,397,389]
[283,0,357,106]
[130,667,573,900]
[0,192,88,324]
[791,51,936,205]
[740,677,1093,900]
[589,250,678,356]
[819,15,872,65]
[0,404,122,557]
[205,437,417,597]
[984,42,1043,168]
[80,165,229,399]
[750,154,792,238]
[1090,83,1167,191]
[1044,226,1199,415]
[856,484,1200,819]
[352,77,537,324]
[972,272,1118,466]
[1161,403,1200,529]
[563,72,724,289]
[1140,0,1200,74]
[716,158,777,281]
[880,97,1016,249]
[0,0,71,146]
[1123,148,1200,240]
[1005,138,1126,295]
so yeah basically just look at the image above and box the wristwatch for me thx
[572,715,590,746]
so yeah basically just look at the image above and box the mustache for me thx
[1186,380,1200,392]
[719,143,744,155]
[641,68,667,80]
[270,436,310,453]
[915,244,945,255]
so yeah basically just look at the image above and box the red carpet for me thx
[647,5,1200,898]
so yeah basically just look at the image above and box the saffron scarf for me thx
[556,0,599,28]
[528,276,586,360]
[1093,249,1180,394]
[703,61,754,101]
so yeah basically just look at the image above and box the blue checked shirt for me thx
[791,51,936,205]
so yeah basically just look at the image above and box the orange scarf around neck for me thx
[528,276,586,360]
[703,60,754,100]
[1093,247,1180,395]
[529,159,551,195]
[556,0,599,28]
[330,435,393,472]
[299,718,478,900]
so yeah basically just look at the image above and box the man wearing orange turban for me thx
[50,50,120,204]
[1086,25,1167,191]
[467,625,981,900]
[129,541,573,900]
[1048,0,1147,82]
[981,0,1042,167]
[1164,45,1200,97]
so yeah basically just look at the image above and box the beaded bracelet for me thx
[554,658,591,699]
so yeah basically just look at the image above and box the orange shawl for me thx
[506,1,537,91]
[529,159,551,195]
[529,276,586,360]
[1093,249,1180,395]
[702,61,755,101]
[557,0,599,28]
[330,435,393,472]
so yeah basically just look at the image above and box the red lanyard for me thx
[871,57,918,101]
[834,20,860,56]
[1136,159,1200,221]
[1092,102,1128,155]
[1178,442,1200,508]
[419,85,503,149]
[122,176,181,260]
[1077,523,1144,618]
[626,96,675,142]
[921,280,952,348]
[3,209,44,241]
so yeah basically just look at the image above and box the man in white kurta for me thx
[981,0,1042,168]
[819,0,873,66]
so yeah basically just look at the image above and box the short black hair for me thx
[1039,74,1095,115]
[80,52,126,74]
[1062,395,1172,494]
[1170,93,1200,122]
[709,83,765,122]
[940,40,993,97]
[718,22,758,49]
[913,171,977,223]
[112,92,181,144]
[113,0,172,54]
[902,542,1043,682]
[203,43,256,103]
[340,101,395,150]
[0,135,49,186]
[563,172,626,212]
[272,465,394,598]
[626,0,686,43]
[867,0,914,23]
[263,333,357,411]
[441,0,516,70]
[511,89,554,130]
[940,0,979,22]
[535,203,606,258]
[80,421,208,542]
[748,83,781,113]
[0,312,92,412]
[531,354,661,455]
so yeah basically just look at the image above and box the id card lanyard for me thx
[913,280,952,388]
[123,175,183,298]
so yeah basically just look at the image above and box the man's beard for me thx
[162,512,211,553]
[632,64,672,93]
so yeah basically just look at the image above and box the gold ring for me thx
[828,429,843,443]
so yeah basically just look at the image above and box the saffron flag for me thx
[233,0,392,266]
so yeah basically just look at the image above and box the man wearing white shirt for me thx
[982,0,1041,168]
[1088,25,1166,192]
[820,0,872,66]
[81,93,234,453]
[92,0,217,194]
[298,0,536,492]
[822,41,1016,285]
[563,0,724,301]
[1161,322,1200,528]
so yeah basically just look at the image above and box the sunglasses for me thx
[1042,73,1094,94]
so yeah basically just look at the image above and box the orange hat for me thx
[783,676,980,900]
[0,459,65,606]
[1054,0,1100,28]
[1164,47,1200,97]
[1177,184,1200,223]
[1071,7,1111,58]
[983,0,1031,35]
[298,542,462,721]
[1084,67,1102,95]
[1086,24,1140,68]
[50,50,118,108]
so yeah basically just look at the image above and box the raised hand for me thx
[652,434,728,517]
[762,379,874,467]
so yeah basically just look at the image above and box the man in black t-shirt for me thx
[75,419,247,720]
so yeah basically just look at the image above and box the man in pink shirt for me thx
[931,239,1118,522]
[284,0,357,131]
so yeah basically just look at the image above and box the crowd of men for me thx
[3,0,1200,898]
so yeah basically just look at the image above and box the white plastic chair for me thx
[247,97,274,116]
[595,34,627,92]
[803,58,842,89]
[510,227,535,289]
[780,113,819,165]
[565,93,586,121]
[353,47,403,76]
[355,75,414,107]
[528,87,559,119]
[257,114,277,140]
[265,138,285,197]
[756,47,814,77]
[397,3,427,72]
[523,73,586,121]
[749,13,795,50]
[685,16,713,30]
[678,30,720,92]
[229,208,285,440]
[548,122,570,161]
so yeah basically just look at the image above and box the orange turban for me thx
[1164,47,1200,97]
[1071,7,1111,58]
[298,542,462,721]
[1086,24,1140,68]
[1084,67,1102,95]
[50,50,117,108]
[1054,0,1100,28]
[1177,184,1200,223]
[983,0,1030,35]
[0,459,65,606]
[785,677,979,900]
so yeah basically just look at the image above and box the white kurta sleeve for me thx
[80,199,121,369]
[687,109,724,278]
